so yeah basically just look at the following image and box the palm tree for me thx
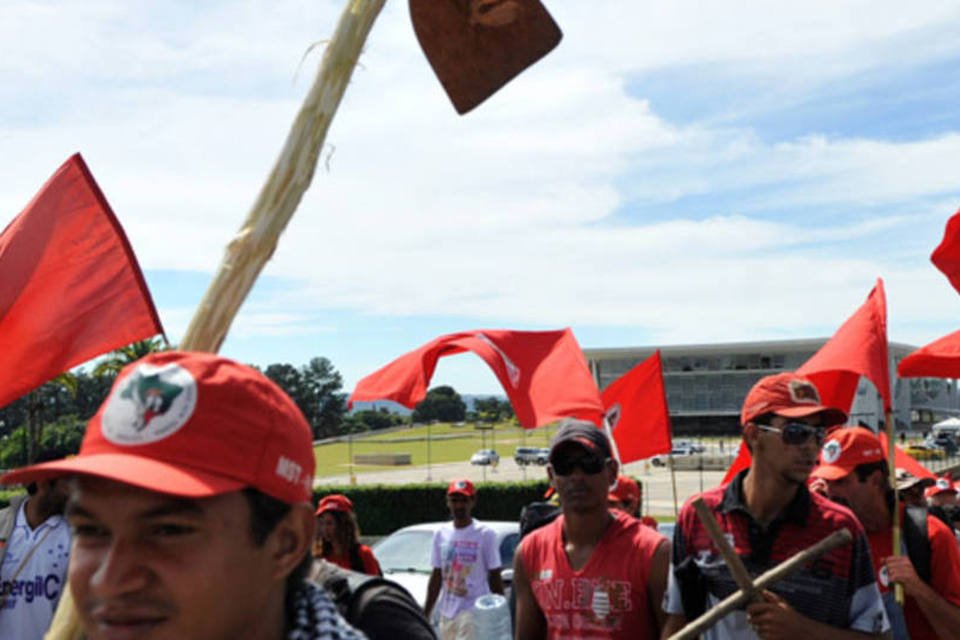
[92,337,169,378]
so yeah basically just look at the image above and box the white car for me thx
[650,444,702,467]
[470,449,500,465]
[371,520,520,606]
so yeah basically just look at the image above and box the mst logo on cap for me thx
[788,379,821,404]
[821,439,842,464]
[101,363,197,445]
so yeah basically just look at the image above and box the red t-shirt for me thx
[868,511,960,640]
[323,544,382,576]
[521,510,667,639]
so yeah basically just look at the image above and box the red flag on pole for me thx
[931,208,960,295]
[601,351,672,464]
[797,278,891,412]
[0,154,164,408]
[898,329,960,379]
[349,328,603,428]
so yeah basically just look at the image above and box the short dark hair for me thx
[853,460,888,483]
[242,488,312,610]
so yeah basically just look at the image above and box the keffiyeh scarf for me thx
[287,581,367,640]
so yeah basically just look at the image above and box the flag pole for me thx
[670,456,679,517]
[887,408,904,605]
[43,3,387,639]
[602,414,623,469]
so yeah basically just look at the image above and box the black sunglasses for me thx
[757,422,825,446]
[550,455,608,476]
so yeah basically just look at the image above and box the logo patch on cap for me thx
[101,363,197,445]
[604,404,622,431]
[822,439,842,464]
[936,478,951,491]
[788,379,821,405]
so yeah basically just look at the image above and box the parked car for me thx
[470,449,500,465]
[650,444,701,467]
[673,439,706,453]
[924,433,958,456]
[514,446,550,466]
[372,521,520,606]
[903,444,946,461]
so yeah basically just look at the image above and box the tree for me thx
[473,396,514,423]
[412,386,466,423]
[92,337,168,378]
[265,358,347,439]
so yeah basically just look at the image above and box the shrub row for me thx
[314,479,551,535]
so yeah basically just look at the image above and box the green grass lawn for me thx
[313,421,559,477]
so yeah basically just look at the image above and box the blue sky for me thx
[3,1,960,395]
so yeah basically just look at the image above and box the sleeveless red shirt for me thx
[521,510,666,639]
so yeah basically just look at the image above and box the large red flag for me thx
[349,328,603,428]
[898,329,960,378]
[0,154,164,408]
[931,208,960,295]
[601,351,672,464]
[797,278,891,412]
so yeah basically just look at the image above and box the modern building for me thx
[584,338,960,436]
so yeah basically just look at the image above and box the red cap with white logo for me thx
[0,351,315,504]
[811,427,885,481]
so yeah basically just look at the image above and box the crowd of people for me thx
[1,352,959,639]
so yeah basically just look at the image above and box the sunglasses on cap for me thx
[756,422,826,446]
[550,455,609,476]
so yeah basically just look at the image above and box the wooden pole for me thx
[667,528,853,640]
[43,3,387,639]
[691,499,759,602]
[670,457,679,517]
[887,408,904,605]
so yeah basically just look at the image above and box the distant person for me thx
[925,475,959,536]
[0,351,364,640]
[513,420,670,639]
[608,475,658,530]
[314,493,382,576]
[814,427,960,640]
[661,372,889,639]
[0,475,70,640]
[896,469,934,508]
[424,478,503,640]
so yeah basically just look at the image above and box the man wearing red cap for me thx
[608,475,658,530]
[662,372,889,639]
[814,427,960,640]
[424,478,502,639]
[925,474,960,539]
[1,351,364,640]
[513,419,670,639]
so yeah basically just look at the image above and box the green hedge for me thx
[314,480,551,535]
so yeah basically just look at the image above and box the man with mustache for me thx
[1,351,364,640]
[513,419,670,639]
[661,373,889,639]
[814,427,960,640]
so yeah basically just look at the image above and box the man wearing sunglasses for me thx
[513,419,670,639]
[661,372,890,639]
[813,427,960,640]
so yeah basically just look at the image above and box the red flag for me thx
[931,208,960,295]
[797,278,891,412]
[721,445,752,485]
[601,351,671,464]
[0,154,164,408]
[349,328,603,428]
[898,329,960,378]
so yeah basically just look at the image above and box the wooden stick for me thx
[887,409,904,605]
[180,0,387,353]
[667,528,853,640]
[44,4,386,639]
[691,498,759,602]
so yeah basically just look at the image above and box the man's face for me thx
[748,414,823,485]
[66,476,285,640]
[900,485,925,507]
[929,490,958,508]
[824,471,879,525]
[446,493,474,523]
[547,443,616,513]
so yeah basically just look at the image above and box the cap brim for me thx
[775,405,847,426]
[811,463,855,481]
[0,453,245,498]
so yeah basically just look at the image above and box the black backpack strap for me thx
[349,543,366,573]
[902,506,932,585]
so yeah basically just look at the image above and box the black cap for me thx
[549,418,612,462]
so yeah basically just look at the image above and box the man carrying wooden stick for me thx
[661,372,889,639]
[813,427,960,639]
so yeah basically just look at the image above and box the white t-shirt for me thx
[430,519,501,620]
[0,501,71,640]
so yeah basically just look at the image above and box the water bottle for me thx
[473,593,511,640]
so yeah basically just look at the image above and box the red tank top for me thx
[521,510,666,639]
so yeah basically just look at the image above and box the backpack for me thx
[902,506,932,585]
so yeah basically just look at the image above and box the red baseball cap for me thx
[741,372,847,427]
[608,475,640,504]
[447,478,476,498]
[925,474,958,498]
[316,494,354,516]
[0,351,315,504]
[811,427,884,481]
